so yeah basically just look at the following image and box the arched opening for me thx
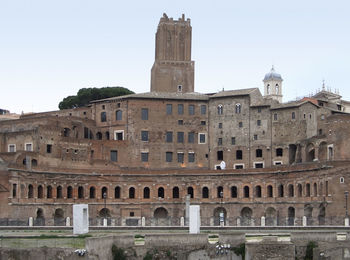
[158,187,164,198]
[28,184,34,198]
[54,208,65,226]
[289,144,297,164]
[105,131,110,140]
[31,159,37,166]
[37,185,43,199]
[231,186,237,198]
[187,186,194,198]
[114,186,121,199]
[101,186,108,199]
[304,204,313,225]
[235,103,241,114]
[172,187,179,198]
[265,207,277,226]
[202,187,209,198]
[255,185,262,198]
[99,208,111,218]
[56,186,63,199]
[63,128,70,137]
[313,183,317,196]
[288,207,295,226]
[154,207,168,226]
[318,203,326,225]
[241,207,253,226]
[306,183,311,197]
[217,186,223,198]
[214,207,227,226]
[67,186,73,199]
[96,132,102,140]
[275,84,279,94]
[328,146,334,160]
[320,182,324,196]
[143,187,150,199]
[306,143,315,162]
[297,184,302,197]
[217,105,223,115]
[78,186,84,199]
[276,148,283,157]
[129,187,135,199]
[243,186,250,198]
[35,208,45,226]
[267,185,273,198]
[89,187,96,199]
[278,184,284,197]
[288,184,294,197]
[46,185,52,198]
[318,142,327,161]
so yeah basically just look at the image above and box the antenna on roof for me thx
[322,79,325,91]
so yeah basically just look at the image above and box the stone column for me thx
[185,195,190,225]
[29,217,33,227]
[261,216,265,227]
[65,217,70,226]
[302,216,307,226]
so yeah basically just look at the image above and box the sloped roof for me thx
[209,88,259,98]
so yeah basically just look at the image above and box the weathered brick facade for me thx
[0,14,350,226]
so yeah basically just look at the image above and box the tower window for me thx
[178,85,182,92]
[235,103,241,114]
[217,105,223,115]
[273,113,278,121]
[257,120,261,126]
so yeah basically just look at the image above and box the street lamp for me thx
[345,191,349,218]
[103,192,107,213]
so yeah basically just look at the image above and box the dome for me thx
[263,66,283,81]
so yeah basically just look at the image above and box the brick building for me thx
[0,13,350,227]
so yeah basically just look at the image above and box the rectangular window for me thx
[110,150,118,162]
[254,162,264,168]
[254,134,258,140]
[8,144,16,153]
[25,143,33,151]
[239,122,243,128]
[218,138,222,145]
[188,152,195,163]
[178,104,184,115]
[217,151,223,160]
[199,133,206,144]
[141,131,149,141]
[236,150,243,160]
[189,105,195,115]
[114,130,124,140]
[188,132,195,143]
[166,132,173,143]
[258,108,262,113]
[201,121,206,125]
[141,108,148,120]
[141,152,149,162]
[231,137,236,145]
[178,120,183,125]
[177,152,184,163]
[177,132,184,143]
[166,152,173,162]
[292,112,295,119]
[166,104,172,115]
[234,164,244,169]
[256,149,263,157]
[101,112,107,122]
[46,144,52,153]
[219,123,222,129]
[257,120,261,126]
[274,113,278,121]
[200,105,206,115]
[12,183,17,198]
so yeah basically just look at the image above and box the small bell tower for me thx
[263,66,283,103]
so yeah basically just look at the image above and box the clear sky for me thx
[1,0,349,114]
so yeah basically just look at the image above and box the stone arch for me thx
[202,187,209,198]
[172,186,179,198]
[297,183,302,197]
[35,208,45,226]
[267,185,273,197]
[313,183,317,196]
[265,207,277,226]
[288,207,295,226]
[46,185,52,198]
[288,184,294,197]
[304,204,313,225]
[54,208,65,226]
[37,185,43,199]
[214,207,227,226]
[278,184,284,197]
[187,186,194,198]
[154,207,168,226]
[241,207,253,226]
[89,186,96,199]
[129,187,135,199]
[243,186,250,198]
[67,186,73,199]
[143,187,150,199]
[306,143,315,162]
[99,208,111,218]
[306,183,311,197]
[255,185,262,198]
[56,186,63,198]
[318,203,326,225]
[28,184,34,198]
[78,186,84,199]
[114,186,121,199]
[318,141,328,161]
[158,187,164,198]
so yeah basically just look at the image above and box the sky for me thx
[1,0,349,114]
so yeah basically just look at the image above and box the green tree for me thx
[58,86,134,109]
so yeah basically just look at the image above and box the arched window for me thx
[313,183,317,196]
[267,185,273,198]
[187,186,194,198]
[172,187,179,198]
[158,187,164,198]
[67,186,73,199]
[96,132,102,140]
[202,187,209,198]
[278,184,284,197]
[105,131,110,140]
[217,105,223,115]
[78,186,84,199]
[267,84,270,95]
[38,185,43,199]
[101,187,108,199]
[114,186,121,199]
[243,186,250,198]
[89,187,96,199]
[116,110,122,121]
[47,185,52,198]
[143,187,150,199]
[255,185,262,197]
[235,103,241,114]
[231,186,237,198]
[306,183,311,197]
[297,184,302,197]
[275,84,279,94]
[276,148,283,157]
[288,184,294,197]
[129,187,135,199]
[56,186,63,199]
[28,184,34,198]
[217,186,223,198]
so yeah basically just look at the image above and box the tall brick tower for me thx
[150,13,195,93]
